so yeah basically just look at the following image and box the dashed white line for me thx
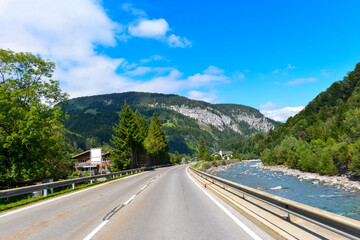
[186,167,262,240]
[83,220,109,240]
[124,195,136,205]
[0,172,146,218]
[141,185,148,191]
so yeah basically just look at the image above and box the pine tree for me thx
[134,110,149,166]
[111,103,142,170]
[198,136,207,160]
[144,112,169,166]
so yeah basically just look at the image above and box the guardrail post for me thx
[120,174,122,177]
[126,172,128,176]
[90,179,93,184]
[43,189,47,197]
[72,183,75,190]
[131,171,133,174]
[287,213,296,221]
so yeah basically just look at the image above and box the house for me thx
[211,150,233,159]
[71,148,111,175]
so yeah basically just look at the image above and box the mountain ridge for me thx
[62,92,280,154]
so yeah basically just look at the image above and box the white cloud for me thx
[168,34,192,48]
[259,101,279,110]
[124,66,174,76]
[129,18,169,38]
[203,65,224,75]
[140,55,165,63]
[122,3,146,16]
[187,90,219,103]
[285,77,318,86]
[261,106,304,122]
[0,0,209,98]
[287,64,296,69]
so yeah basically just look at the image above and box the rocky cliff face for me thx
[148,104,276,135]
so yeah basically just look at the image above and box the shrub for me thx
[212,160,218,167]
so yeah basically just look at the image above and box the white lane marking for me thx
[83,220,109,240]
[141,185,148,191]
[186,167,262,240]
[124,195,136,205]
[0,172,146,218]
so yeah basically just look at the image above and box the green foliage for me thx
[204,152,212,162]
[198,136,207,159]
[111,103,144,170]
[61,92,278,155]
[212,160,218,167]
[170,151,182,164]
[144,112,170,165]
[221,159,227,165]
[234,63,360,176]
[0,49,70,185]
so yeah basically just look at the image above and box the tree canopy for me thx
[0,49,69,185]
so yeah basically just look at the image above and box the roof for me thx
[71,150,111,159]
[71,150,90,159]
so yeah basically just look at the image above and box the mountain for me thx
[61,92,280,154]
[231,63,360,176]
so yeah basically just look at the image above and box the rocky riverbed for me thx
[256,161,360,192]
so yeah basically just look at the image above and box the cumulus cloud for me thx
[187,90,219,103]
[122,3,146,16]
[285,77,318,86]
[128,18,169,38]
[168,34,192,48]
[203,65,224,75]
[261,106,304,122]
[0,0,211,98]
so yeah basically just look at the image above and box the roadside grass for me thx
[0,171,142,213]
[191,161,203,169]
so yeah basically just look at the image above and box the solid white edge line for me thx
[141,185,148,191]
[0,172,147,218]
[186,167,262,240]
[83,220,109,240]
[124,195,136,205]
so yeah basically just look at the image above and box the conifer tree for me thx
[111,103,142,170]
[134,110,149,166]
[144,112,169,165]
[198,136,207,160]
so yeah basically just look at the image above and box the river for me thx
[212,160,360,221]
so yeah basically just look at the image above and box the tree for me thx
[0,49,70,184]
[111,103,143,170]
[144,112,169,165]
[170,151,181,164]
[198,136,206,159]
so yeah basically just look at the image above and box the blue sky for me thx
[1,0,360,121]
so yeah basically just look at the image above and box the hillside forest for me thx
[230,63,360,176]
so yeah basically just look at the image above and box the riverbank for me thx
[256,161,360,192]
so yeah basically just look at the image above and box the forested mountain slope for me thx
[230,63,360,176]
[61,92,279,154]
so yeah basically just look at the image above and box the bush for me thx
[203,162,210,170]
[212,160,218,167]
[222,159,226,165]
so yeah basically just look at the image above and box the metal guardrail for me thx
[0,164,172,199]
[189,167,360,240]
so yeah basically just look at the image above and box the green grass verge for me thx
[0,171,142,213]
[191,161,203,169]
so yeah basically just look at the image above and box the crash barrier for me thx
[189,167,360,240]
[0,164,172,199]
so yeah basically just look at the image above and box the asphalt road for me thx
[0,165,274,240]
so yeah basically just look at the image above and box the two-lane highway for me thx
[0,165,274,240]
